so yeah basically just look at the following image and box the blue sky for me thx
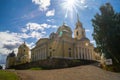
[0,0,120,64]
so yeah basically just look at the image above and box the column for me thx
[88,49,90,60]
[79,47,81,59]
[85,48,87,60]
[74,48,76,59]
[78,47,79,59]
[45,48,46,59]
[86,48,88,60]
[40,49,41,60]
[83,48,85,59]
[80,48,83,59]
[90,49,92,60]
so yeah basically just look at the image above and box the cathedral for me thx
[31,17,96,62]
[6,17,97,68]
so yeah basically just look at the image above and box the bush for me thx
[102,64,120,72]
[0,65,2,69]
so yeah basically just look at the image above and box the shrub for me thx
[0,65,2,69]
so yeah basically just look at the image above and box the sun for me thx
[61,0,86,19]
[63,0,78,11]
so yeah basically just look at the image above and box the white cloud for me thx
[46,9,55,17]
[30,31,44,40]
[85,29,90,32]
[19,33,30,39]
[21,28,28,33]
[0,31,22,45]
[27,42,35,49]
[21,22,58,39]
[90,40,95,44]
[24,22,58,31]
[32,0,51,11]
[0,31,23,55]
[47,19,55,23]
[26,23,44,31]
[80,0,85,4]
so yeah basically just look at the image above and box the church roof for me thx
[80,37,90,41]
[75,14,83,29]
[19,42,29,49]
[57,22,72,33]
[8,51,15,57]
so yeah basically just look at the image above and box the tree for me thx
[0,65,2,69]
[92,3,120,64]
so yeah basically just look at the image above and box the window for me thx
[68,48,71,50]
[50,52,52,57]
[76,31,78,36]
[49,47,52,49]
[53,49,55,51]
[68,48,72,57]
[69,52,71,57]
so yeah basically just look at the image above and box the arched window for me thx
[76,31,79,36]
[69,52,71,57]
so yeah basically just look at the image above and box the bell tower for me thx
[74,14,85,40]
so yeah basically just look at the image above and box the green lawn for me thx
[0,70,19,80]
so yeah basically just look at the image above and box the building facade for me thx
[16,42,30,64]
[31,18,96,62]
[6,42,30,68]
[6,51,16,68]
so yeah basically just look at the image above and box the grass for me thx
[0,70,19,80]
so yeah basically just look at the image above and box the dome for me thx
[19,42,28,49]
[49,32,56,39]
[80,37,90,41]
[57,23,72,34]
[8,51,15,57]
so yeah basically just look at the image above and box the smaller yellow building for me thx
[6,42,30,68]
[16,42,30,64]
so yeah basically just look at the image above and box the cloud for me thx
[47,19,55,23]
[0,54,7,64]
[32,0,51,11]
[26,23,44,31]
[80,0,85,4]
[85,29,90,32]
[0,31,23,55]
[46,9,55,17]
[21,22,58,40]
[27,42,35,49]
[30,31,44,40]
[90,40,95,44]
[25,22,58,31]
[19,33,30,39]
[3,43,20,50]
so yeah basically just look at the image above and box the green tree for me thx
[92,3,120,64]
[0,65,2,69]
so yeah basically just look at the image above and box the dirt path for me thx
[15,65,120,80]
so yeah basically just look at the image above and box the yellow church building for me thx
[16,42,30,64]
[31,17,96,62]
[6,42,30,68]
